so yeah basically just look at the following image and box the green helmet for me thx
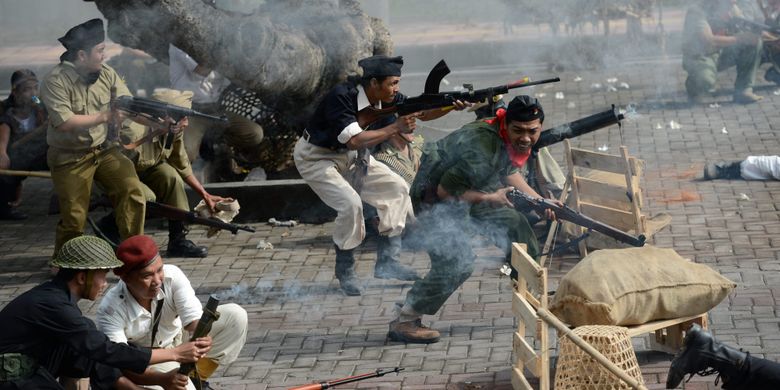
[51,236,123,270]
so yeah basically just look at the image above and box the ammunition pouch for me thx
[0,353,38,382]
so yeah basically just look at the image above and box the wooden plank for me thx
[570,148,631,175]
[625,314,707,337]
[511,243,543,296]
[511,367,534,390]
[513,291,539,327]
[513,332,540,377]
[580,202,636,232]
[576,177,633,212]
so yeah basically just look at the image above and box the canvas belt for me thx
[0,353,38,382]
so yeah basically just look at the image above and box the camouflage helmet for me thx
[51,236,123,270]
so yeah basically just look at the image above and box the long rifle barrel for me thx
[287,367,404,390]
[535,105,624,150]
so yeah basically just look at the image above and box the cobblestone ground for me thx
[1,55,779,390]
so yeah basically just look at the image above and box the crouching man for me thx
[97,235,248,389]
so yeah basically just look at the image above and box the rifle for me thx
[534,105,624,151]
[114,95,228,149]
[730,16,780,36]
[146,201,255,234]
[288,367,404,390]
[107,86,120,143]
[178,296,220,390]
[345,148,369,193]
[507,189,646,247]
[356,59,559,128]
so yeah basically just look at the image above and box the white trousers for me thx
[294,138,414,250]
[143,303,248,389]
[741,155,780,180]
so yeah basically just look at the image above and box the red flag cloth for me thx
[485,108,531,168]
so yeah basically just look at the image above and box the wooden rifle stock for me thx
[146,201,255,234]
[287,367,404,390]
[508,190,645,247]
[178,297,220,388]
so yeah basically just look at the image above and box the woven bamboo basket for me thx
[554,325,644,389]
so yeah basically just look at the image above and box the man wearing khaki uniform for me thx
[41,19,156,256]
[96,89,231,257]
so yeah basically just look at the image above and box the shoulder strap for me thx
[149,286,165,348]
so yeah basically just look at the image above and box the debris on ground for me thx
[269,218,297,227]
[256,240,274,250]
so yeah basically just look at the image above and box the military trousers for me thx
[683,40,762,98]
[0,128,48,208]
[723,355,780,389]
[403,200,539,315]
[48,146,145,256]
[137,161,190,211]
[294,138,414,250]
[143,304,248,390]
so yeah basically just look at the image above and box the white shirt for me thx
[336,85,380,144]
[97,264,203,348]
[168,44,229,104]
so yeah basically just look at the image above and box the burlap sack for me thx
[550,246,735,327]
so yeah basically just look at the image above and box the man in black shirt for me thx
[0,235,208,389]
[294,55,466,296]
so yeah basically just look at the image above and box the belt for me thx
[301,130,347,152]
[0,353,38,382]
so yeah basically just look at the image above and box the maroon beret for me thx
[115,235,160,276]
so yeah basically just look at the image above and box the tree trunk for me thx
[91,0,393,131]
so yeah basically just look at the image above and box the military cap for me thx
[58,18,105,52]
[115,235,161,276]
[506,95,544,123]
[358,55,404,78]
[51,236,123,270]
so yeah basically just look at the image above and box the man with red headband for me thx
[388,95,556,344]
[96,235,247,389]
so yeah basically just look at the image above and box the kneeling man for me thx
[97,235,248,389]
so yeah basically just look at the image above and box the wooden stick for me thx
[536,308,648,390]
[0,169,51,179]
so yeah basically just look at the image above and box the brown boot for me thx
[733,89,763,104]
[388,319,440,344]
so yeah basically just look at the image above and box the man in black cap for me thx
[40,19,181,256]
[387,95,556,344]
[294,54,468,296]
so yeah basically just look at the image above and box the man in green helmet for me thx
[0,235,209,390]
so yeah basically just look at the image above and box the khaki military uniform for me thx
[120,90,196,213]
[682,1,762,98]
[41,62,145,255]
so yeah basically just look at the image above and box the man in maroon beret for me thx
[96,235,248,389]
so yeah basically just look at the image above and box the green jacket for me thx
[411,119,518,206]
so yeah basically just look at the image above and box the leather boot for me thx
[167,220,208,258]
[374,236,419,281]
[703,161,743,180]
[666,324,749,389]
[335,245,362,296]
[388,319,440,344]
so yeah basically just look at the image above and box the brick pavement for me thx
[2,55,780,389]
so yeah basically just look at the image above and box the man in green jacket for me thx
[388,95,556,344]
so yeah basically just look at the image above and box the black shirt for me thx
[305,80,404,150]
[0,279,151,377]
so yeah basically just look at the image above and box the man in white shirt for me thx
[168,44,264,166]
[97,235,248,389]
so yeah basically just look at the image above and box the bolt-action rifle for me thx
[508,190,646,247]
[288,367,405,390]
[178,296,220,390]
[114,95,228,149]
[730,16,780,36]
[146,201,255,234]
[356,59,559,128]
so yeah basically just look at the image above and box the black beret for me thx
[506,95,544,123]
[58,18,105,52]
[358,55,404,78]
